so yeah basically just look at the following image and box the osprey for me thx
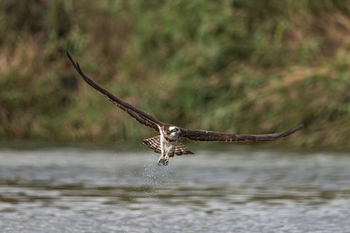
[67,52,304,166]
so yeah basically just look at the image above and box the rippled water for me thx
[0,144,350,232]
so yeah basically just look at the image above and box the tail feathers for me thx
[142,135,194,157]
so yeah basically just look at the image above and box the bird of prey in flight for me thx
[67,52,304,166]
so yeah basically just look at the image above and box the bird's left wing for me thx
[67,52,162,132]
[181,124,304,142]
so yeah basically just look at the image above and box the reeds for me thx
[1,0,350,146]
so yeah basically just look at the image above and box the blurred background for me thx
[1,0,350,147]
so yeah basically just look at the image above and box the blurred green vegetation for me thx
[1,0,350,147]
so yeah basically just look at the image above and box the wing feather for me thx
[67,52,162,132]
[182,124,304,142]
[170,141,194,157]
[142,135,162,153]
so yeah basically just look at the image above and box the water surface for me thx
[0,144,349,232]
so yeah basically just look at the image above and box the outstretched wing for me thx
[181,124,304,142]
[67,52,162,132]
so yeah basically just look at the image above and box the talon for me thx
[163,160,169,166]
[157,157,169,166]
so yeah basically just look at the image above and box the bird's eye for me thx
[173,128,177,132]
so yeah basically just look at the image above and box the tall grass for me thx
[1,0,350,147]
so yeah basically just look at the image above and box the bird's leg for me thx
[158,151,167,166]
[163,149,170,166]
[158,139,169,166]
[158,150,170,166]
[160,145,173,166]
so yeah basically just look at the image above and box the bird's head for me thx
[167,126,181,140]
